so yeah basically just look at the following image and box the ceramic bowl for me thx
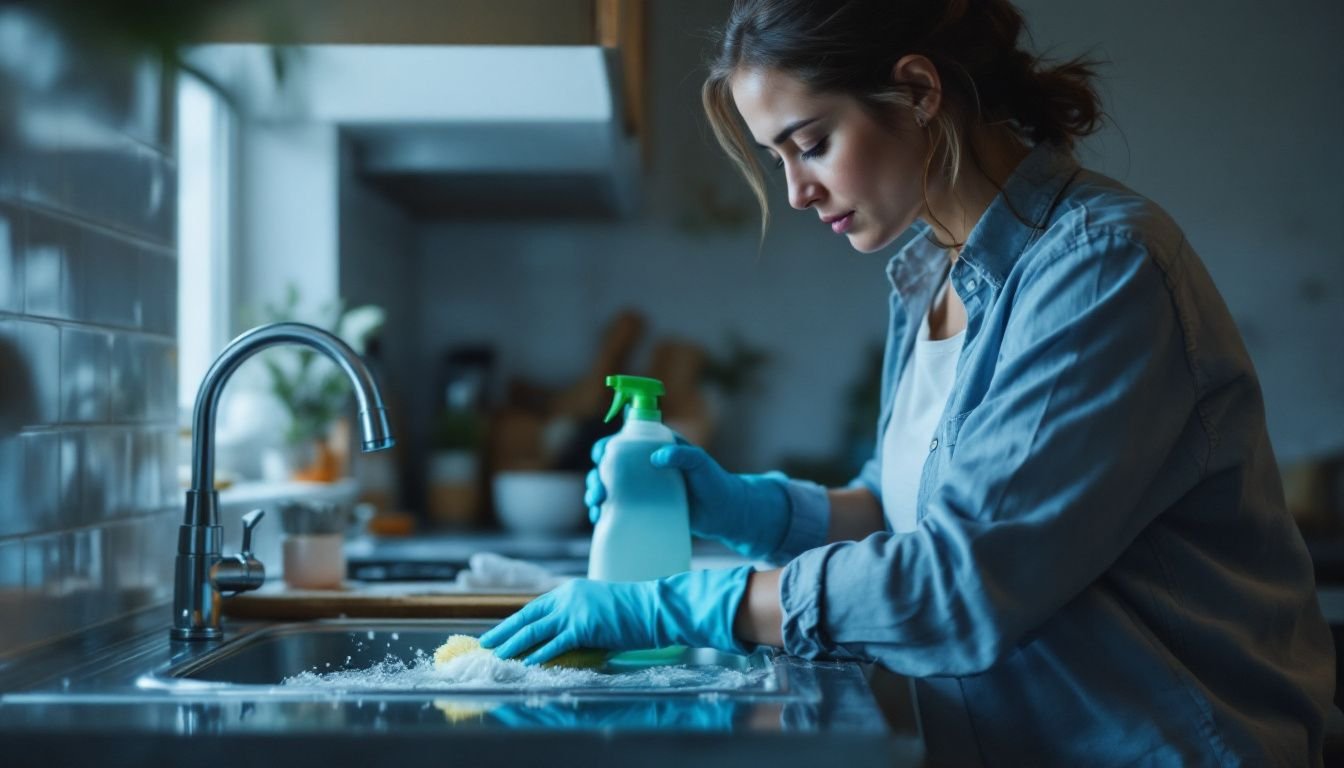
[491,470,588,534]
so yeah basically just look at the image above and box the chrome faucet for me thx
[172,322,395,640]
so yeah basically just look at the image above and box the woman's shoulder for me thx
[1035,167,1189,265]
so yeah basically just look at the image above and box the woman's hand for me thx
[478,567,756,666]
[585,438,792,560]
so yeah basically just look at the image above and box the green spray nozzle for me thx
[604,375,665,423]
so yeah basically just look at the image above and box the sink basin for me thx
[143,619,786,700]
[0,611,916,763]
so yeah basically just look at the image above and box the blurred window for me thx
[176,73,233,419]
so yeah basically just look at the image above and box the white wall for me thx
[235,121,340,325]
[337,136,419,504]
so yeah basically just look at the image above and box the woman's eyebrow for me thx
[755,117,821,149]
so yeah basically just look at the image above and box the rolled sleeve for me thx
[779,543,838,658]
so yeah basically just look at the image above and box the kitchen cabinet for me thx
[199,0,646,147]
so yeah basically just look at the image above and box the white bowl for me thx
[491,470,587,534]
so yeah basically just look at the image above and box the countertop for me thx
[0,599,923,767]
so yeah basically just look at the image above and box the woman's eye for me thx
[800,137,829,160]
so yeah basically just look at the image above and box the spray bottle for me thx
[587,375,692,584]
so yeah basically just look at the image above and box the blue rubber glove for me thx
[584,437,791,561]
[489,698,737,731]
[478,566,755,666]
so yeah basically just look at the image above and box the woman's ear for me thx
[892,54,943,123]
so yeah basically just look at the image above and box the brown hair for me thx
[702,0,1104,242]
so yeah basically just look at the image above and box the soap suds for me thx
[281,647,772,692]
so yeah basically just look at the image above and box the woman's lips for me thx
[830,212,854,235]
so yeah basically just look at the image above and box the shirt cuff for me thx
[778,544,833,658]
[767,477,830,564]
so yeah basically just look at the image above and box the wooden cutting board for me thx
[222,584,535,620]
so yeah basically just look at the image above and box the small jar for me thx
[282,533,345,589]
[277,500,350,590]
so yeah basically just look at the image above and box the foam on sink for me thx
[280,648,772,692]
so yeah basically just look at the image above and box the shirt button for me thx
[965,279,978,292]
[929,438,939,452]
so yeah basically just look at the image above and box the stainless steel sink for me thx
[140,619,787,699]
[0,611,916,766]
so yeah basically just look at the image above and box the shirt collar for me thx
[885,142,1081,294]
[958,142,1081,288]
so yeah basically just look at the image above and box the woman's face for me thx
[729,67,929,253]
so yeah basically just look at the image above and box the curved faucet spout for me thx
[188,322,395,511]
[173,321,395,640]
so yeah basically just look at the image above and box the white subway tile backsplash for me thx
[132,428,175,512]
[58,434,80,523]
[139,250,176,335]
[22,210,72,320]
[67,527,108,627]
[0,435,23,536]
[0,132,19,200]
[59,326,109,423]
[0,203,23,313]
[75,228,140,328]
[18,319,60,427]
[104,518,141,592]
[160,428,178,507]
[130,431,155,511]
[76,430,111,523]
[0,8,176,654]
[69,528,104,586]
[107,430,133,518]
[21,432,59,530]
[23,533,63,598]
[146,338,177,423]
[109,334,148,420]
[148,510,176,603]
[62,138,175,246]
[24,146,65,213]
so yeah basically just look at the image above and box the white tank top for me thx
[880,284,965,533]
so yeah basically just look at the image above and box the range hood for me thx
[189,44,641,217]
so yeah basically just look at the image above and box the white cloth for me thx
[879,286,965,533]
[453,552,561,592]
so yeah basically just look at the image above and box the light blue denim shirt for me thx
[767,142,1335,766]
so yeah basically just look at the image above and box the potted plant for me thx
[252,284,385,482]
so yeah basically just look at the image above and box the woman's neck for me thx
[926,125,1031,250]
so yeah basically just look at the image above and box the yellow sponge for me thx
[433,634,483,665]
[433,634,607,669]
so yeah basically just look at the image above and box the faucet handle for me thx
[240,509,264,555]
[212,509,267,596]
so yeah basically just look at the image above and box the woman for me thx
[480,0,1335,763]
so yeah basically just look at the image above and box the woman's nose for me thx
[786,167,822,210]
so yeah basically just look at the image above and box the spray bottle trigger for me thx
[603,392,629,423]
